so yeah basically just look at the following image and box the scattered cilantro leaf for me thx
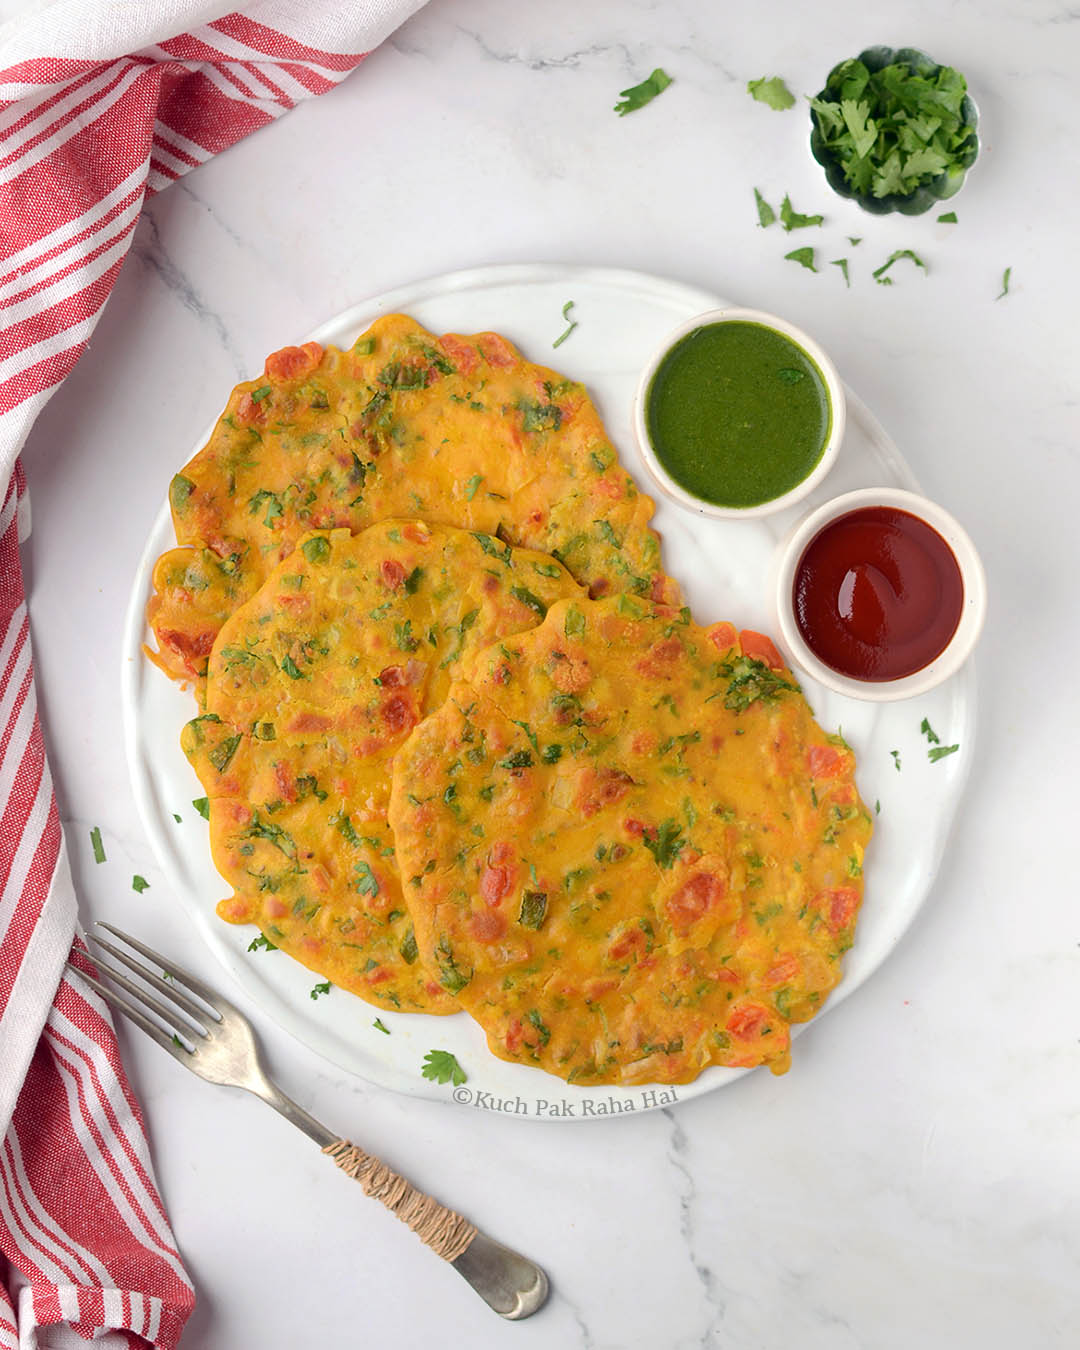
[831,258,850,287]
[890,750,901,772]
[309,981,331,1000]
[172,813,182,824]
[552,299,577,349]
[747,75,795,110]
[928,743,960,763]
[875,800,881,815]
[421,1049,467,1086]
[171,1034,185,1050]
[247,934,278,953]
[848,236,862,246]
[192,796,210,820]
[780,194,824,231]
[132,875,150,893]
[90,826,106,864]
[873,249,928,284]
[996,267,1012,300]
[920,717,940,745]
[464,474,483,501]
[784,246,817,272]
[937,211,958,223]
[754,188,776,228]
[614,67,673,116]
[373,1018,390,1035]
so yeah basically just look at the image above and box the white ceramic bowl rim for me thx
[772,486,988,702]
[631,306,847,520]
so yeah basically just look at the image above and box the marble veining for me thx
[15,0,1080,1345]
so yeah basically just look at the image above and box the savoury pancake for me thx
[183,521,582,1014]
[388,596,873,1081]
[149,314,678,687]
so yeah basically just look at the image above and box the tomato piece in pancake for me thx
[183,521,582,1015]
[388,597,872,1080]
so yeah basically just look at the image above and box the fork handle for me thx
[254,1080,547,1319]
[322,1138,476,1259]
[322,1139,549,1320]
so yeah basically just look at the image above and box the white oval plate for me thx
[122,264,976,1120]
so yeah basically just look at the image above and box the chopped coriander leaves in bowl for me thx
[809,46,979,215]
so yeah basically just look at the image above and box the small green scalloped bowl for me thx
[809,46,979,216]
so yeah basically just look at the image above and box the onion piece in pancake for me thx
[149,314,679,687]
[388,596,873,1080]
[183,521,582,1015]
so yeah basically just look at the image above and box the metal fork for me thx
[72,922,549,1321]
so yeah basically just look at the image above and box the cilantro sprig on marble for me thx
[747,76,795,111]
[809,57,974,199]
[614,68,672,116]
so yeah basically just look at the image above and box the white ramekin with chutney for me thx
[632,308,846,518]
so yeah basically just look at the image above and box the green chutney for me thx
[644,321,832,508]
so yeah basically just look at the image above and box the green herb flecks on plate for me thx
[552,300,577,349]
[422,1049,467,1086]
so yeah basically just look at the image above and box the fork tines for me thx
[72,923,224,1061]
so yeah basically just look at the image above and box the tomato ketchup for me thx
[792,506,964,681]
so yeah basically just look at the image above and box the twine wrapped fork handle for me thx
[323,1139,477,1262]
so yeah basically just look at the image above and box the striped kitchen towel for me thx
[0,3,427,1345]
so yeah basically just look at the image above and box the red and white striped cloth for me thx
[0,3,427,1344]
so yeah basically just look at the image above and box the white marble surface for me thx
[18,1,1080,1345]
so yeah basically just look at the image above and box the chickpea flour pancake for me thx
[183,521,582,1014]
[149,313,679,688]
[389,597,873,1082]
